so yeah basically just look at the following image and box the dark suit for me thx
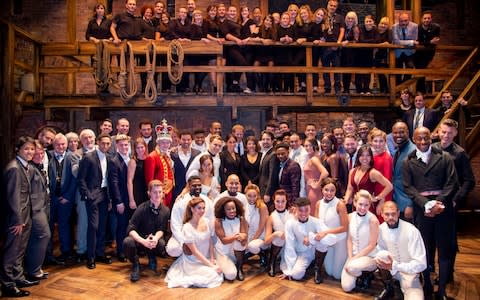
[108,153,129,256]
[48,151,76,256]
[402,146,458,295]
[258,148,275,197]
[171,148,200,201]
[278,159,302,206]
[1,158,32,288]
[403,108,440,138]
[25,164,51,276]
[145,137,156,154]
[77,150,109,260]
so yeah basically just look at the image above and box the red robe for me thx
[144,150,174,208]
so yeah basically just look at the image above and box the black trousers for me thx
[85,188,108,260]
[25,209,50,276]
[115,204,131,256]
[123,236,165,262]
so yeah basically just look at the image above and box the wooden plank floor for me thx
[9,214,480,300]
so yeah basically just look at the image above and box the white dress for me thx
[165,219,223,288]
[201,176,220,200]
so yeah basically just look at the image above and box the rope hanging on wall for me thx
[167,39,184,85]
[92,41,108,91]
[118,41,137,103]
[144,41,158,103]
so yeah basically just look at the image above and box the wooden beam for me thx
[67,0,76,43]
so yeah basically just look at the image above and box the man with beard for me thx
[214,174,248,210]
[166,176,213,257]
[374,201,426,300]
[258,131,276,207]
[391,121,416,221]
[171,131,200,201]
[402,127,457,300]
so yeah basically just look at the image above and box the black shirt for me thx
[190,22,208,40]
[139,18,156,39]
[127,201,170,239]
[218,19,241,39]
[310,22,325,41]
[169,19,191,39]
[112,12,141,40]
[295,22,313,40]
[418,23,440,46]
[324,13,345,42]
[276,25,297,41]
[85,17,112,40]
[240,18,256,39]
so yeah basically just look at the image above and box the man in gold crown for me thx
[144,119,174,208]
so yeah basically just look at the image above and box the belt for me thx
[419,190,442,196]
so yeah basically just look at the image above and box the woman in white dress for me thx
[214,196,248,281]
[341,190,379,292]
[244,184,269,267]
[198,154,220,200]
[264,189,292,277]
[165,197,223,288]
[314,177,349,280]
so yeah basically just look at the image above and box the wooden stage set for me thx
[11,213,480,300]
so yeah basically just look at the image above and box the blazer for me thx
[31,165,49,212]
[392,21,418,57]
[77,150,108,202]
[278,159,302,204]
[171,148,200,199]
[48,151,76,202]
[108,153,129,206]
[403,108,440,138]
[258,148,275,197]
[3,158,32,226]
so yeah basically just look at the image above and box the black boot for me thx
[148,254,159,275]
[268,245,282,277]
[314,251,327,284]
[130,255,140,282]
[374,269,394,300]
[357,271,373,289]
[234,250,245,281]
[259,250,268,268]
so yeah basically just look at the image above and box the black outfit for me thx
[310,21,325,89]
[355,25,379,93]
[374,29,392,93]
[171,148,200,201]
[108,153,130,257]
[240,18,256,91]
[340,26,358,93]
[1,158,33,290]
[275,25,298,92]
[169,19,192,91]
[258,148,275,203]
[415,22,440,93]
[132,159,148,206]
[255,25,276,92]
[218,18,249,92]
[190,22,211,92]
[85,17,112,40]
[239,153,261,188]
[112,12,141,40]
[219,150,240,191]
[322,13,344,94]
[402,107,441,138]
[138,17,157,93]
[402,147,458,298]
[294,22,314,88]
[123,201,169,262]
[77,151,110,261]
[155,23,172,92]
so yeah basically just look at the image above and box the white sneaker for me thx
[243,87,252,94]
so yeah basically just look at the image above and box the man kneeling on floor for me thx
[123,180,170,282]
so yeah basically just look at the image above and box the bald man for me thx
[392,13,418,83]
[402,127,458,299]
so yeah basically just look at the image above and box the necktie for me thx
[348,157,353,170]
[237,143,241,154]
[57,154,63,162]
[402,27,406,40]
[393,149,401,167]
[414,110,422,129]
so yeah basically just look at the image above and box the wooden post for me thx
[67,0,76,43]
[305,45,313,105]
[260,0,268,15]
[410,0,421,24]
[216,54,223,105]
[386,0,396,106]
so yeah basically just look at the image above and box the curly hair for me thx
[214,197,245,219]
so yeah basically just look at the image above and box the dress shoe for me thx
[44,256,65,266]
[117,254,127,262]
[1,286,30,297]
[26,272,48,281]
[15,278,39,288]
[86,259,96,269]
[76,252,87,264]
[96,256,112,264]
[435,292,454,300]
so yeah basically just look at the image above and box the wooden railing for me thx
[37,40,474,108]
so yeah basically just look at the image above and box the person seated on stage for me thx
[279,197,337,284]
[373,201,426,300]
[314,178,348,280]
[123,180,170,282]
[264,189,293,277]
[214,196,248,281]
[166,175,213,258]
[341,190,379,292]
[165,197,223,288]
[244,184,269,267]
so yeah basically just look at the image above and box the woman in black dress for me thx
[239,136,261,188]
[341,11,359,94]
[275,12,297,93]
[219,133,241,191]
[127,137,148,211]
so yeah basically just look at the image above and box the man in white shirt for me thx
[374,201,426,300]
[191,128,207,152]
[232,124,245,156]
[186,135,223,181]
[214,174,248,210]
[289,133,308,197]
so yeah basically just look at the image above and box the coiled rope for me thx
[167,39,184,85]
[92,40,108,91]
[144,41,157,103]
[118,41,137,102]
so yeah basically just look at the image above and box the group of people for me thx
[1,90,475,298]
[86,0,440,95]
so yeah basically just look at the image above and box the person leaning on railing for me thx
[374,16,392,94]
[355,15,378,95]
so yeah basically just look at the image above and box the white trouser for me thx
[324,238,348,279]
[166,237,182,257]
[341,256,377,292]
